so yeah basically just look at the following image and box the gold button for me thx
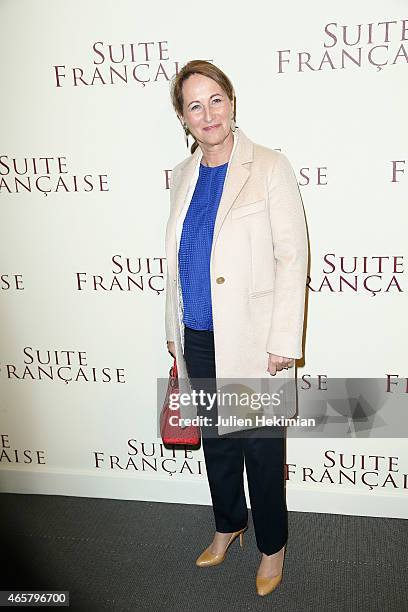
[216,276,225,284]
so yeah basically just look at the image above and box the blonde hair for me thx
[170,60,236,154]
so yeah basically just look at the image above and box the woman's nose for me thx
[203,105,214,123]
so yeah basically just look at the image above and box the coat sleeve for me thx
[164,163,181,344]
[165,269,174,342]
[266,152,308,359]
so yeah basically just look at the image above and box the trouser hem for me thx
[258,536,288,556]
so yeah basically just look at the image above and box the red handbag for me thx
[160,357,200,445]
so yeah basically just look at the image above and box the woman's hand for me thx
[167,341,176,358]
[267,353,295,375]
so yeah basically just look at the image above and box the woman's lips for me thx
[203,124,220,131]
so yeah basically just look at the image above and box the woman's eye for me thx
[190,99,221,111]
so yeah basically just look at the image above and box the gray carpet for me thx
[0,493,406,612]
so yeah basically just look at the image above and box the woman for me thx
[164,60,308,597]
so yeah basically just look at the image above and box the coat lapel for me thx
[211,128,253,255]
[170,147,201,220]
[165,150,199,279]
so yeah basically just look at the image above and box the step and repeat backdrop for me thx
[1,0,407,518]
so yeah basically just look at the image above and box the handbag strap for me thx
[172,357,178,378]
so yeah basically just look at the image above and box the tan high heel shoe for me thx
[195,526,248,567]
[255,544,285,596]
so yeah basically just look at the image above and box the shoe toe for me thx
[256,573,282,596]
[195,547,223,567]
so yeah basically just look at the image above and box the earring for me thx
[182,123,189,148]
[231,117,236,132]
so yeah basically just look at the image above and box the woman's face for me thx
[180,73,233,147]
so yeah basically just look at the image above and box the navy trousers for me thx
[183,325,288,555]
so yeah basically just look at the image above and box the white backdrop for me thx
[1,0,407,518]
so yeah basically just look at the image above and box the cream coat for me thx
[164,127,308,435]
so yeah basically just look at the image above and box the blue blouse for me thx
[178,161,229,330]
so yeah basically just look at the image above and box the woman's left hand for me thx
[267,353,295,375]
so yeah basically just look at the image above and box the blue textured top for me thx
[178,161,229,330]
